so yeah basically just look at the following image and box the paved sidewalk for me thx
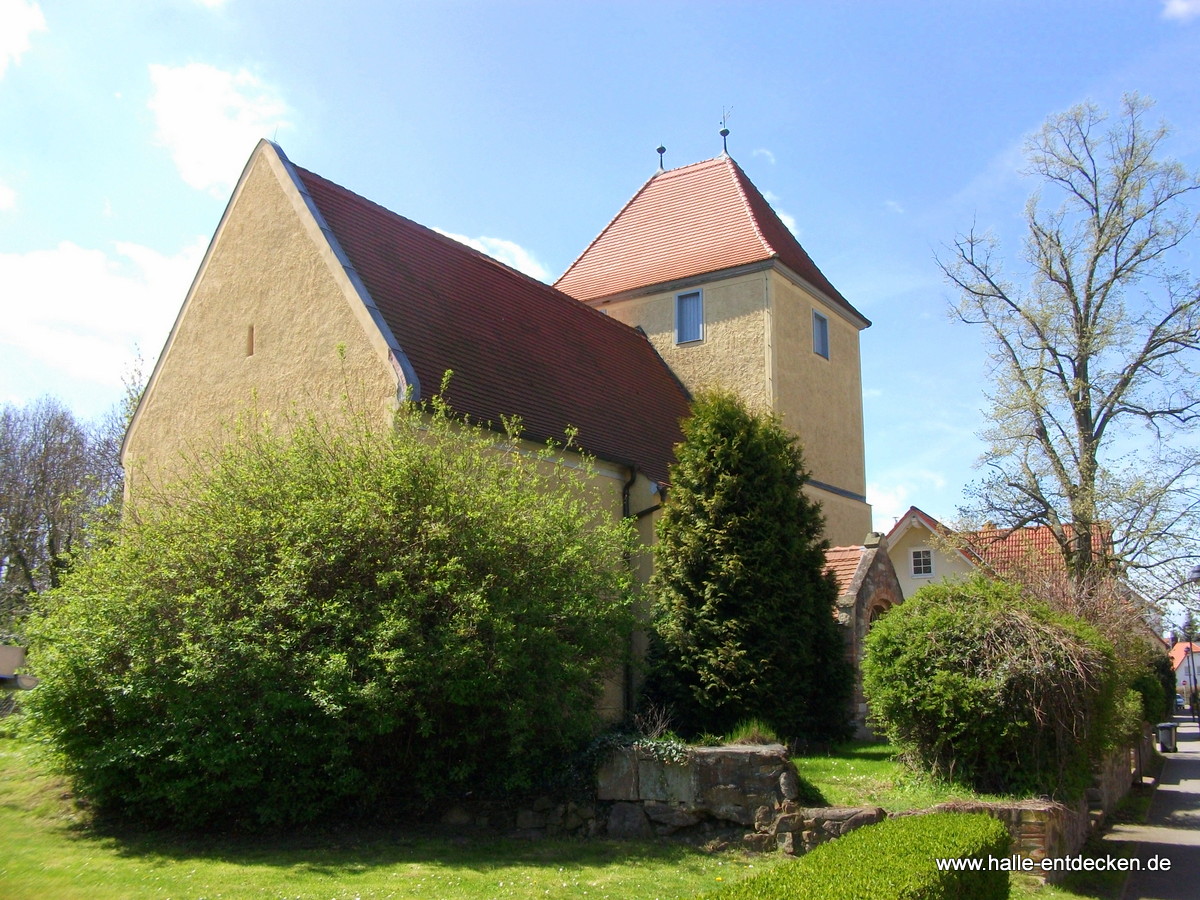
[1107,714,1200,900]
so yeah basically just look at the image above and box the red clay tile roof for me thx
[1171,642,1200,672]
[554,155,868,327]
[966,524,1113,577]
[825,545,865,595]
[885,507,1114,577]
[885,506,947,544]
[290,157,692,484]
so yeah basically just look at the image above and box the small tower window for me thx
[246,324,255,357]
[812,310,830,358]
[676,291,703,344]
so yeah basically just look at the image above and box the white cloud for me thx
[762,190,800,237]
[884,200,905,215]
[0,178,15,210]
[193,0,229,7]
[868,469,954,533]
[1163,0,1200,21]
[0,237,205,397]
[148,63,290,197]
[0,0,45,79]
[868,482,911,532]
[432,229,551,282]
[753,148,776,165]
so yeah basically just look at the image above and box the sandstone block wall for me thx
[596,744,883,852]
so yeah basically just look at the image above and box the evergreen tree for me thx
[647,391,852,743]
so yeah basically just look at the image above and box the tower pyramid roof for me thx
[555,155,868,327]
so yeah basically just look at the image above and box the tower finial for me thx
[720,107,732,155]
[656,144,666,170]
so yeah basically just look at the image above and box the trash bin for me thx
[1158,722,1179,753]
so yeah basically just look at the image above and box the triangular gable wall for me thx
[122,140,404,493]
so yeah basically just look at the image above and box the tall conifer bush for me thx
[647,391,852,743]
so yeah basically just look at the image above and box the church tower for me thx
[555,153,872,546]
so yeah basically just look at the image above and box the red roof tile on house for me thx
[290,158,693,484]
[967,524,1113,577]
[825,545,865,596]
[1171,642,1200,672]
[554,156,869,327]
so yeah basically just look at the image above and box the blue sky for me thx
[1,0,1199,533]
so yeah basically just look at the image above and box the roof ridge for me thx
[554,169,659,289]
[722,155,780,261]
[296,164,550,289]
[654,154,730,177]
[296,164,658,346]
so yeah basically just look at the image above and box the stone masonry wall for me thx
[436,739,1142,869]
[596,744,883,853]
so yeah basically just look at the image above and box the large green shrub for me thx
[706,812,1009,900]
[862,575,1123,798]
[646,391,851,744]
[23,403,636,829]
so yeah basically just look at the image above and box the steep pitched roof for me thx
[1170,642,1200,673]
[554,155,868,327]
[285,150,692,484]
[885,505,982,567]
[825,545,866,596]
[886,506,1114,580]
[967,523,1114,578]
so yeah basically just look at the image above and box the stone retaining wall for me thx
[435,737,1146,868]
[596,743,884,852]
[902,741,1145,881]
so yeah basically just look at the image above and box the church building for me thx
[124,139,872,546]
[122,139,887,720]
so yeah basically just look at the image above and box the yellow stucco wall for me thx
[596,266,872,547]
[886,524,977,600]
[769,271,871,546]
[813,490,873,550]
[123,145,401,496]
[600,271,770,411]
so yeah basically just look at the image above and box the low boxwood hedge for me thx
[706,812,1009,900]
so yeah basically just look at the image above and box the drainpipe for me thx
[622,465,638,717]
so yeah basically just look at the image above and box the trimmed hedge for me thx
[705,812,1009,900]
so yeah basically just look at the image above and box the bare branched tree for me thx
[940,94,1200,587]
[0,398,124,642]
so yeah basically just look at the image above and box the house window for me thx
[812,310,829,358]
[676,291,703,344]
[911,549,933,578]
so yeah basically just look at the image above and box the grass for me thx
[791,741,1012,811]
[0,731,782,900]
[1,727,1158,900]
[792,741,1158,900]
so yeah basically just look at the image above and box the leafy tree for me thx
[939,94,1200,585]
[646,391,852,744]
[24,401,635,829]
[863,575,1132,798]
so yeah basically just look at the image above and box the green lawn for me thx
[0,733,780,900]
[792,741,1150,900]
[0,730,1153,900]
[791,741,1011,811]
